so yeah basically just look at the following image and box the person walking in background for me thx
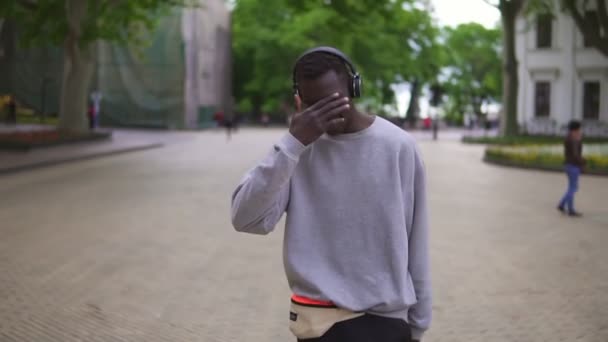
[90,90,103,129]
[7,95,17,125]
[87,102,96,130]
[558,120,586,217]
[213,110,225,128]
[261,113,270,127]
[224,113,234,140]
[230,47,431,342]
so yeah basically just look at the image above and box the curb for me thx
[0,143,164,175]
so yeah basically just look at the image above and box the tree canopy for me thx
[232,0,441,118]
[441,23,502,124]
[0,0,188,47]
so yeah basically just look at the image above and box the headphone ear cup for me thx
[293,83,299,96]
[352,74,362,98]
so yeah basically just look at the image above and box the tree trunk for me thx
[1,20,17,86]
[58,0,94,133]
[405,78,420,128]
[500,0,523,136]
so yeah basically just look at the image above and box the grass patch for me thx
[484,144,608,175]
[16,113,59,126]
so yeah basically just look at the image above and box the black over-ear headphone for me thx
[292,46,362,98]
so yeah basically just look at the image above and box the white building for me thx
[516,2,608,136]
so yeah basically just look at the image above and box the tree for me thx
[484,0,526,136]
[232,0,441,120]
[441,23,502,123]
[0,0,191,133]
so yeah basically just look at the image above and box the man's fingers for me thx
[324,117,346,131]
[308,92,341,111]
[317,97,350,116]
[320,103,350,122]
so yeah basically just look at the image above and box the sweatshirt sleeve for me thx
[407,146,432,340]
[231,133,308,235]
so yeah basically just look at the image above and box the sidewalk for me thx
[0,127,174,174]
[1,128,606,341]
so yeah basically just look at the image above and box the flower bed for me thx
[463,135,608,146]
[484,144,608,175]
[0,129,111,151]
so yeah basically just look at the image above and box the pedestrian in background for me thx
[558,120,585,217]
[90,90,103,129]
[7,95,17,125]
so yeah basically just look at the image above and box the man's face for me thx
[298,70,351,135]
[571,129,582,140]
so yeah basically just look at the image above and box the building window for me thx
[536,14,552,48]
[584,11,600,47]
[534,81,551,117]
[583,81,600,120]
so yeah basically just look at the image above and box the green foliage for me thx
[440,23,502,122]
[523,0,556,17]
[0,0,191,48]
[232,0,441,118]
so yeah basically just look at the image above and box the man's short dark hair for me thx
[568,120,581,131]
[294,52,350,84]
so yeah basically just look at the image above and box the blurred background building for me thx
[516,0,608,136]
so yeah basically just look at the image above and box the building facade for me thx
[516,1,608,136]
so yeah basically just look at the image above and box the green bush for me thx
[484,144,608,175]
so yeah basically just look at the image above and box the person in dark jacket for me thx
[7,95,17,124]
[557,120,585,217]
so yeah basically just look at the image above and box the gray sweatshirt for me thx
[231,117,431,339]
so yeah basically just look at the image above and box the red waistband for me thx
[291,294,336,307]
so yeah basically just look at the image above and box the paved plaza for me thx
[1,128,607,341]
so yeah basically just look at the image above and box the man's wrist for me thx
[276,133,308,160]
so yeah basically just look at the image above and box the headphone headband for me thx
[292,46,362,98]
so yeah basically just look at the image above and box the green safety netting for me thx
[97,10,185,129]
[0,1,231,129]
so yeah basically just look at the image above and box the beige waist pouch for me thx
[288,301,364,339]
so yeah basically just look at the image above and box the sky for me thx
[393,0,501,117]
[431,0,501,29]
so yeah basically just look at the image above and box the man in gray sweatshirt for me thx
[231,47,431,342]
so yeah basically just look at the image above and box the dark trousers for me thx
[298,314,412,342]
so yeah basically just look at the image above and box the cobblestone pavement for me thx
[1,128,607,342]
